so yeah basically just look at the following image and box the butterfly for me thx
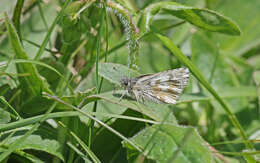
[120,68,189,104]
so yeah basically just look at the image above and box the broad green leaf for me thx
[225,54,254,85]
[138,43,180,73]
[139,1,241,35]
[98,62,140,85]
[212,0,260,54]
[191,32,248,113]
[191,32,236,90]
[122,124,212,163]
[0,108,10,124]
[4,14,53,100]
[87,90,177,124]
[4,135,64,161]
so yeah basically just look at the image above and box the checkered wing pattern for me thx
[131,68,189,104]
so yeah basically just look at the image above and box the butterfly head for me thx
[120,77,130,88]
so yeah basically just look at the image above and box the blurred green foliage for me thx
[0,0,259,162]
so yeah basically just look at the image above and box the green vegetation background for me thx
[0,0,260,162]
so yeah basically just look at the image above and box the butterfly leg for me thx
[118,91,126,102]
[133,90,146,105]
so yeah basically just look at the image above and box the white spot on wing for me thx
[158,85,182,93]
[158,95,176,104]
[158,85,170,91]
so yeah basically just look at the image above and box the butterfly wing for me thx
[132,68,189,104]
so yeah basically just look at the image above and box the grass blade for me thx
[4,13,53,97]
[59,122,101,163]
[34,0,71,60]
[12,0,24,41]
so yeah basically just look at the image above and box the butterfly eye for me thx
[120,78,129,86]
[126,80,130,86]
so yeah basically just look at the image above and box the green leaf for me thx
[191,32,248,113]
[4,13,53,99]
[140,1,241,35]
[0,107,10,124]
[4,135,64,161]
[87,91,177,124]
[212,0,260,54]
[122,124,211,163]
[191,32,236,90]
[98,62,140,85]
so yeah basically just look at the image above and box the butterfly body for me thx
[120,68,189,104]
